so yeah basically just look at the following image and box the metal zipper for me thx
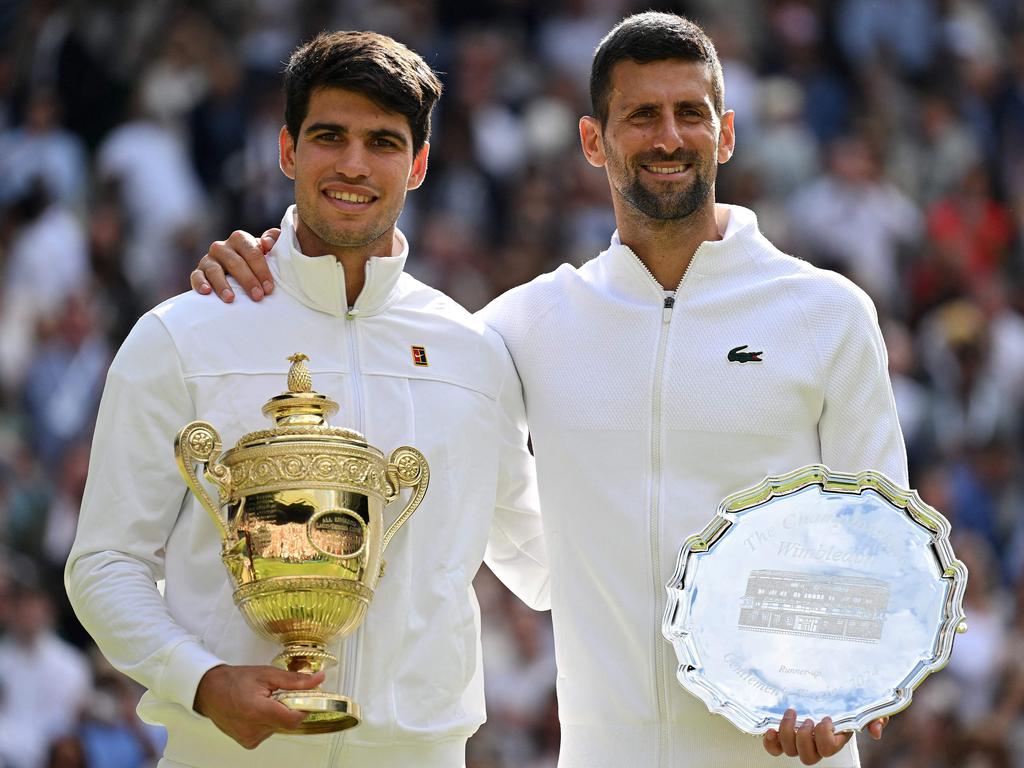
[631,246,699,768]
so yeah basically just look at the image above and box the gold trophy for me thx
[174,354,428,734]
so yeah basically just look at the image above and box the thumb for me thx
[263,668,326,692]
[261,228,282,253]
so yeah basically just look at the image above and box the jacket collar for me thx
[601,204,761,302]
[269,205,408,318]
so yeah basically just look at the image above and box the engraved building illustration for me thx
[738,569,890,643]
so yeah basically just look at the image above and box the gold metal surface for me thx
[175,354,429,734]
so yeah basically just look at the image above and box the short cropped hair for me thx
[284,30,442,155]
[590,13,725,125]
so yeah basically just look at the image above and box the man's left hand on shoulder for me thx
[762,709,888,764]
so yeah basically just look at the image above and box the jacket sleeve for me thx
[484,340,550,610]
[64,313,224,712]
[818,286,909,486]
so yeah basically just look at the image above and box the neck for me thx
[614,199,724,289]
[294,219,398,306]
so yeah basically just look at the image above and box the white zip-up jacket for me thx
[479,204,908,768]
[66,207,549,768]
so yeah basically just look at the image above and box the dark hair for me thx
[590,13,725,125]
[284,30,442,155]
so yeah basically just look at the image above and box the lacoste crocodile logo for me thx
[728,345,763,363]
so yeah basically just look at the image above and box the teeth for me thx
[646,165,687,174]
[326,190,372,203]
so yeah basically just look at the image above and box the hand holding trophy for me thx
[175,354,428,734]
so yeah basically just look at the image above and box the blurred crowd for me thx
[0,0,1022,766]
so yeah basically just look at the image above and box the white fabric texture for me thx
[479,203,908,768]
[66,206,547,768]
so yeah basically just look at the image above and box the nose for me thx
[333,142,372,180]
[652,113,685,154]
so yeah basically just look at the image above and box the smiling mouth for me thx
[642,164,690,175]
[323,189,377,205]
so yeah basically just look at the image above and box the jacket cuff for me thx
[157,638,225,712]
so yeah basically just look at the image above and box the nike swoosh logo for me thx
[728,345,763,363]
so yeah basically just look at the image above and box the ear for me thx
[717,110,736,165]
[579,116,607,168]
[407,142,430,190]
[279,125,297,180]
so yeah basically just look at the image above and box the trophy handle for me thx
[381,446,429,553]
[174,421,233,543]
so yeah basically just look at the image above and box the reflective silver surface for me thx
[663,465,968,735]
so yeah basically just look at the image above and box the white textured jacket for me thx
[66,207,548,768]
[479,205,908,768]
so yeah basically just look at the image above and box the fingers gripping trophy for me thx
[174,354,429,734]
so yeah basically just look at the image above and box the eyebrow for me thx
[304,122,409,147]
[623,99,710,113]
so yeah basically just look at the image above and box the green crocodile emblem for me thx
[728,345,763,363]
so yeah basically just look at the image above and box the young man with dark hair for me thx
[193,13,903,767]
[67,30,547,768]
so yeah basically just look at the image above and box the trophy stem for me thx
[274,642,337,675]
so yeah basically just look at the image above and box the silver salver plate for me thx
[662,464,968,735]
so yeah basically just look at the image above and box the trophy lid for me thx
[233,354,367,447]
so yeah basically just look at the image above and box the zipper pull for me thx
[346,308,359,320]
[662,295,675,323]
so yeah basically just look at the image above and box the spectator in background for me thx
[84,179,143,347]
[96,87,206,304]
[943,532,1014,765]
[478,567,556,767]
[882,320,934,473]
[237,83,294,237]
[1,434,53,565]
[926,165,1014,291]
[0,180,89,396]
[788,133,923,314]
[0,580,91,768]
[0,89,87,209]
[742,76,820,199]
[42,440,89,575]
[903,93,983,205]
[836,0,939,77]
[189,51,248,204]
[918,299,1019,456]
[78,655,163,768]
[22,293,110,466]
[764,1,851,144]
[997,30,1024,234]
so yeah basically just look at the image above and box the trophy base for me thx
[274,690,361,734]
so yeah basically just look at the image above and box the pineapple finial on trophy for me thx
[288,353,313,393]
[261,354,339,427]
